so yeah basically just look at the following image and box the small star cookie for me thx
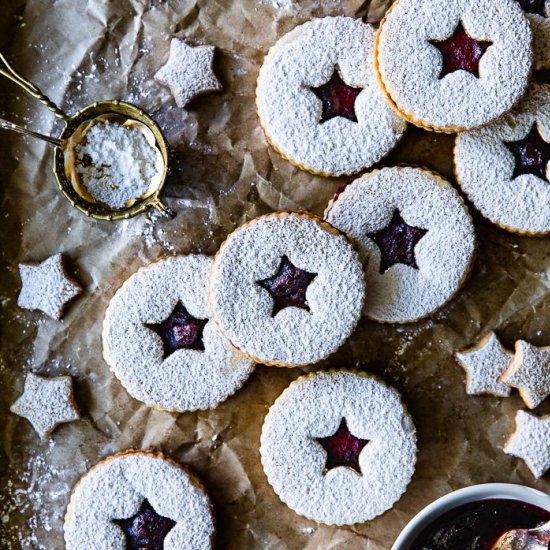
[17,253,82,320]
[155,38,222,108]
[500,340,550,409]
[504,410,550,478]
[455,332,513,397]
[10,372,80,438]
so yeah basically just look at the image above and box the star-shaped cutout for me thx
[455,332,513,397]
[256,255,318,317]
[504,410,550,478]
[10,372,80,438]
[113,499,176,550]
[367,209,428,274]
[500,340,550,409]
[516,0,547,17]
[155,38,222,108]
[310,69,363,123]
[17,253,82,320]
[504,124,550,181]
[315,418,369,475]
[429,22,493,78]
[145,301,208,359]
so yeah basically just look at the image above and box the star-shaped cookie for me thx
[10,372,80,438]
[155,38,222,108]
[17,253,82,320]
[504,410,550,478]
[455,332,513,397]
[500,340,550,409]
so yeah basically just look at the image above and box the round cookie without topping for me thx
[64,450,215,550]
[208,212,366,367]
[324,167,476,323]
[260,370,417,525]
[455,83,550,235]
[102,255,254,412]
[374,0,532,133]
[256,16,406,177]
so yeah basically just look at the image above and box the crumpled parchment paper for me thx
[0,1,549,548]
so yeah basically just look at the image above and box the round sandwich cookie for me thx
[516,0,550,72]
[260,370,417,526]
[64,450,215,550]
[256,16,406,177]
[208,212,365,367]
[324,167,476,323]
[374,0,532,133]
[103,255,254,412]
[455,83,550,235]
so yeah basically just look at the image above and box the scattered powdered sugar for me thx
[524,1,550,70]
[64,451,215,549]
[75,121,159,209]
[256,16,406,177]
[455,332,512,397]
[260,370,417,525]
[324,167,476,323]
[209,213,366,366]
[103,255,254,411]
[17,253,82,320]
[500,340,550,408]
[455,83,550,235]
[504,410,550,478]
[376,0,532,131]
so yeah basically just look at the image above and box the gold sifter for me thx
[0,52,175,221]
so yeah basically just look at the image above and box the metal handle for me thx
[0,117,63,147]
[151,199,176,219]
[0,52,70,121]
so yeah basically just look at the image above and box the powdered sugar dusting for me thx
[455,332,513,397]
[504,410,550,478]
[376,0,532,131]
[500,340,550,408]
[455,83,550,235]
[209,213,366,366]
[257,16,406,176]
[260,370,417,525]
[103,255,254,411]
[525,1,550,70]
[324,167,476,323]
[63,451,215,549]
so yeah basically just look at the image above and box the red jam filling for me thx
[504,124,550,181]
[315,418,370,475]
[367,209,428,274]
[256,255,318,317]
[146,301,208,358]
[410,499,550,550]
[430,22,492,78]
[113,499,176,550]
[310,69,363,123]
[517,0,547,17]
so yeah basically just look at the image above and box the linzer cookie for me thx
[260,370,417,525]
[455,83,550,235]
[516,0,550,72]
[374,0,532,132]
[256,16,406,177]
[64,450,215,549]
[102,255,254,412]
[324,167,476,323]
[209,212,365,367]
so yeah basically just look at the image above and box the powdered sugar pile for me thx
[64,451,215,549]
[209,213,366,366]
[375,0,532,131]
[75,121,159,209]
[260,370,417,525]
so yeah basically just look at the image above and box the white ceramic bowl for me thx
[392,483,550,549]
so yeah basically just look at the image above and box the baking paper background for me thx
[0,0,549,548]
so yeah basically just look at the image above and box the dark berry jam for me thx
[504,124,550,181]
[430,22,492,79]
[310,70,363,123]
[409,498,550,550]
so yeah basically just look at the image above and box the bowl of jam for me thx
[392,483,550,550]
